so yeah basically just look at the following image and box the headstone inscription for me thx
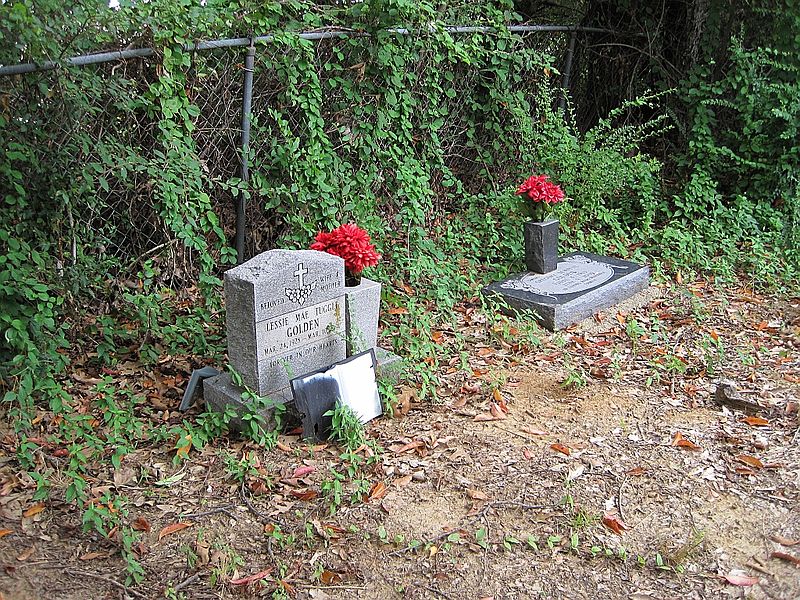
[204,250,347,425]
[482,252,649,330]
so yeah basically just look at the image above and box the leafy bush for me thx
[675,35,799,280]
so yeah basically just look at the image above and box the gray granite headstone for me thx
[204,250,347,423]
[482,252,649,330]
[203,249,403,434]
[225,249,347,395]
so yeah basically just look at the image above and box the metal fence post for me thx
[236,41,255,264]
[559,29,578,113]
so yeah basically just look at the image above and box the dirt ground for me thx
[1,279,799,599]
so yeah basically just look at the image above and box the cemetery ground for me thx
[0,278,798,600]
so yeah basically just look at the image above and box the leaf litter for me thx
[0,279,799,599]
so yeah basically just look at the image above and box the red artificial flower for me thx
[310,224,381,276]
[516,174,565,205]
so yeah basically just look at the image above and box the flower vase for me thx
[524,219,559,274]
[344,277,381,356]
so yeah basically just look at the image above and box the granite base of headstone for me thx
[204,349,402,434]
[203,372,293,432]
[483,252,649,331]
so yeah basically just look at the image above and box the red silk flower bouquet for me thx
[516,174,565,222]
[310,224,381,285]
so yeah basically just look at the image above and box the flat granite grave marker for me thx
[483,252,649,330]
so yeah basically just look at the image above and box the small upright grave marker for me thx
[204,248,401,432]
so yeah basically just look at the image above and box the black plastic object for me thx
[179,367,221,411]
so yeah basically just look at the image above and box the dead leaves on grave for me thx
[723,571,760,586]
[770,534,800,547]
[741,416,770,427]
[230,568,274,586]
[473,402,508,422]
[770,551,800,567]
[735,454,764,469]
[366,480,388,502]
[549,443,571,456]
[602,514,628,536]
[158,521,193,541]
[131,516,151,532]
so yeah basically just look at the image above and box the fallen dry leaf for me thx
[771,551,800,567]
[489,402,507,420]
[735,454,764,469]
[770,535,800,547]
[393,440,425,454]
[393,474,413,487]
[22,503,45,518]
[158,522,193,541]
[320,570,342,585]
[79,551,106,561]
[474,411,502,422]
[367,481,388,502]
[132,517,151,532]
[671,432,700,450]
[16,546,34,561]
[602,514,628,536]
[450,396,468,409]
[467,489,490,501]
[387,307,409,315]
[292,466,315,478]
[520,426,548,436]
[0,529,12,538]
[550,443,571,456]
[625,466,646,476]
[723,572,759,586]
[230,568,273,586]
[741,416,770,427]
[393,386,415,417]
[289,489,319,501]
[278,580,296,595]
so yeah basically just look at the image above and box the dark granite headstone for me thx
[482,252,649,330]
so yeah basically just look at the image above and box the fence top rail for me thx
[0,24,615,77]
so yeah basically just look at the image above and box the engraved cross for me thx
[294,263,308,287]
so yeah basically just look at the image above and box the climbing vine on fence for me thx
[1,0,798,433]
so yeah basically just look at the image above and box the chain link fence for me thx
[1,27,593,281]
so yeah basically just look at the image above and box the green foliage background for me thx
[0,0,798,422]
